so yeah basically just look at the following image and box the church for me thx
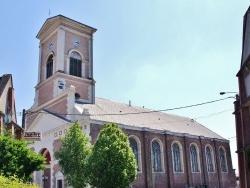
[25,15,236,188]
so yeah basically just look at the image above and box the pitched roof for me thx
[43,109,71,123]
[0,74,12,98]
[75,98,225,140]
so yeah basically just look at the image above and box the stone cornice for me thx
[37,15,97,41]
[35,71,94,91]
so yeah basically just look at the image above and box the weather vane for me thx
[49,9,51,18]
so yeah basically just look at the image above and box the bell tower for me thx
[33,15,97,108]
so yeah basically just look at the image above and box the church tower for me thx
[34,15,96,107]
[26,15,96,130]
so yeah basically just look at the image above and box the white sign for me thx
[24,132,42,141]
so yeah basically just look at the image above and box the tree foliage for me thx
[0,132,45,181]
[0,175,39,188]
[54,121,91,188]
[88,123,137,188]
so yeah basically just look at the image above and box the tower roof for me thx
[36,15,97,41]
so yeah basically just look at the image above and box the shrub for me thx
[0,175,39,188]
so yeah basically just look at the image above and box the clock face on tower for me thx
[72,38,80,46]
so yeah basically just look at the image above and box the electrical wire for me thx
[194,109,233,120]
[120,108,236,127]
[20,97,237,138]
[90,97,233,116]
[18,96,233,117]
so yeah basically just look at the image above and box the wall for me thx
[89,123,236,188]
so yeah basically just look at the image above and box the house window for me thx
[57,179,63,188]
[152,140,163,172]
[219,147,228,172]
[70,52,82,77]
[172,142,183,172]
[46,55,53,78]
[205,146,214,172]
[4,105,11,124]
[190,144,200,172]
[129,138,140,171]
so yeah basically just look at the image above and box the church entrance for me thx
[40,148,51,188]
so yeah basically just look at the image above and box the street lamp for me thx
[220,92,239,101]
[42,175,48,188]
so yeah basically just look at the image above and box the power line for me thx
[194,109,233,120]
[90,97,233,116]
[18,96,233,117]
[123,108,236,127]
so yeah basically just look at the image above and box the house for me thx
[25,15,236,188]
[0,74,23,139]
[235,6,250,188]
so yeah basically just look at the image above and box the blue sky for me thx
[1,0,249,172]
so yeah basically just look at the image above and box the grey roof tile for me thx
[75,98,225,140]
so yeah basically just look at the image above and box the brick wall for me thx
[89,123,236,188]
[236,73,250,187]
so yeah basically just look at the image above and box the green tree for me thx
[54,121,91,188]
[0,175,39,188]
[88,123,137,188]
[0,132,45,181]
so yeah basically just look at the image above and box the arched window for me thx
[205,145,215,172]
[219,147,228,172]
[40,148,51,164]
[70,52,82,77]
[152,140,163,172]
[75,93,80,100]
[172,142,183,172]
[129,137,141,171]
[190,144,200,172]
[55,171,64,188]
[46,55,53,78]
